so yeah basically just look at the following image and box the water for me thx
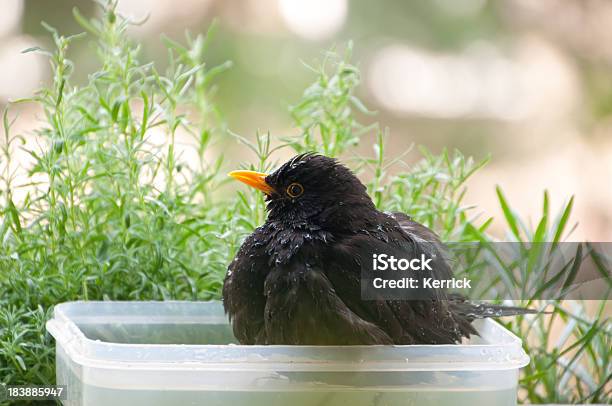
[77,322,237,344]
[81,387,517,406]
[55,308,520,406]
[58,348,518,406]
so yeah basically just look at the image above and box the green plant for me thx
[283,42,377,157]
[0,0,243,387]
[461,190,611,403]
[0,2,609,404]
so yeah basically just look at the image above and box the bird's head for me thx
[229,153,376,229]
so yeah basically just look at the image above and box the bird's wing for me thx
[222,230,268,344]
[322,212,477,344]
[389,213,536,326]
[389,211,455,281]
[262,261,393,345]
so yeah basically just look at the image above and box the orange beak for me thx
[228,170,274,195]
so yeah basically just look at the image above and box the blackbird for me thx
[223,153,534,345]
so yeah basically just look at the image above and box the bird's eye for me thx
[286,182,304,198]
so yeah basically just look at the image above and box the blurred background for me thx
[1,0,611,240]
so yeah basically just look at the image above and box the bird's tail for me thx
[449,294,539,321]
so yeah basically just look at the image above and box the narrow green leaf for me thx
[553,196,574,243]
[496,185,521,241]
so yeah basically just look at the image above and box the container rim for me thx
[47,300,531,372]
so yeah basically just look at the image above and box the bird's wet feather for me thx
[223,154,535,345]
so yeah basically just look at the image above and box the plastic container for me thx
[46,301,529,406]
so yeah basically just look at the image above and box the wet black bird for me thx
[223,153,533,345]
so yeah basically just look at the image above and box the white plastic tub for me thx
[46,301,529,406]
